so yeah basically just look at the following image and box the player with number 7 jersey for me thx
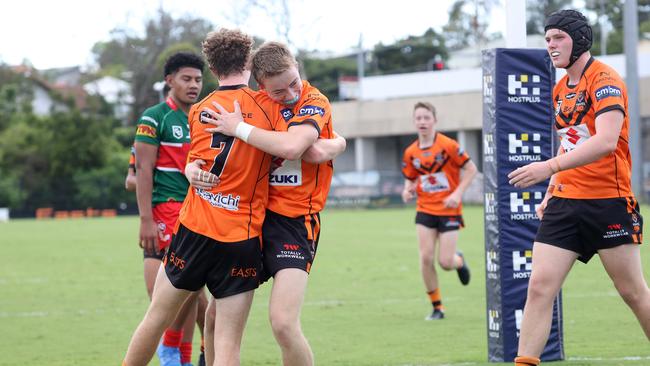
[178,85,280,243]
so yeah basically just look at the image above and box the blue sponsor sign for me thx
[483,48,564,362]
[594,85,622,101]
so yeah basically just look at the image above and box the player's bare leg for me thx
[204,296,216,366]
[599,244,650,339]
[124,267,192,366]
[437,230,463,270]
[213,290,254,366]
[143,258,161,299]
[269,269,313,366]
[517,243,576,357]
[178,292,199,365]
[416,224,439,291]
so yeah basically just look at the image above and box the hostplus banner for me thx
[482,48,564,362]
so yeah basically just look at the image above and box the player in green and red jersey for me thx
[133,52,204,366]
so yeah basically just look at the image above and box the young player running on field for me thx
[401,101,477,320]
[508,10,650,366]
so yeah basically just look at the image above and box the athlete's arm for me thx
[443,160,478,208]
[125,167,137,191]
[301,134,347,164]
[202,101,319,160]
[135,142,159,255]
[509,110,624,188]
[402,179,417,203]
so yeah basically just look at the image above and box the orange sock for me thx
[514,356,540,366]
[180,342,192,364]
[162,329,183,348]
[427,289,443,311]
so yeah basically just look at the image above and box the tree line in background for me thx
[0,0,648,216]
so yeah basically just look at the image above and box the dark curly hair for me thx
[202,29,253,78]
[163,52,205,76]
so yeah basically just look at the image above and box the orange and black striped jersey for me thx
[552,58,632,199]
[178,85,280,242]
[402,133,470,216]
[264,81,334,218]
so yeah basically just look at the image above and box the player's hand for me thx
[508,161,554,188]
[202,100,243,136]
[536,194,551,220]
[443,191,462,208]
[185,159,220,190]
[402,188,415,203]
[139,217,159,256]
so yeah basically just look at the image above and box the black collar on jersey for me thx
[218,84,248,90]
[566,56,595,89]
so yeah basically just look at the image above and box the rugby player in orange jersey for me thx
[401,102,477,320]
[123,29,283,366]
[194,41,345,366]
[508,10,649,366]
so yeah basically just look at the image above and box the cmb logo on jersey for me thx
[512,250,532,279]
[594,85,622,101]
[507,74,541,103]
[510,191,543,221]
[508,133,542,162]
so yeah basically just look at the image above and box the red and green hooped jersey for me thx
[134,97,190,205]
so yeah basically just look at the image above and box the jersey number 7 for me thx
[209,133,235,176]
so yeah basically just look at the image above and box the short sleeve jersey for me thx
[178,85,281,242]
[552,58,632,199]
[402,133,470,216]
[265,81,335,217]
[134,97,190,204]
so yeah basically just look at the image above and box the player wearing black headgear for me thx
[509,8,650,366]
[544,9,592,68]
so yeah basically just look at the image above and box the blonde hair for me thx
[250,41,298,85]
[202,29,253,78]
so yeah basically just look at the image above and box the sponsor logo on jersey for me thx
[280,108,294,122]
[595,85,621,101]
[507,74,541,103]
[510,191,543,221]
[195,189,240,211]
[565,92,576,99]
[512,250,532,278]
[172,125,183,139]
[270,159,302,186]
[136,124,157,138]
[508,133,542,162]
[297,105,325,117]
[558,124,591,153]
[166,251,186,270]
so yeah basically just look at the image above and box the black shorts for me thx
[164,224,262,299]
[415,212,464,233]
[260,210,320,282]
[535,197,643,263]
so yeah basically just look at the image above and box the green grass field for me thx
[2,206,649,366]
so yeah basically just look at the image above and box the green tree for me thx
[526,0,574,35]
[301,55,357,101]
[91,9,215,123]
[368,28,448,75]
